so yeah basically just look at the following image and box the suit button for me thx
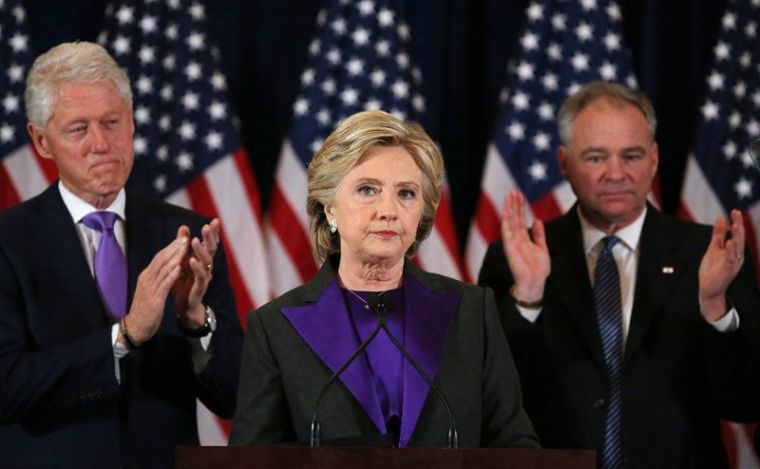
[593,398,605,408]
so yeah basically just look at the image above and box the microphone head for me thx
[748,138,760,171]
[367,293,392,317]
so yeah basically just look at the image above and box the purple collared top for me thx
[342,287,405,445]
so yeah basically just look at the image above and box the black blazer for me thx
[230,258,538,448]
[479,205,760,468]
[0,184,243,468]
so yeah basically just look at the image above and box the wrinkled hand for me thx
[501,190,550,303]
[699,209,745,321]
[123,236,189,345]
[173,218,221,329]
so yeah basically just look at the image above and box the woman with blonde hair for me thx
[231,110,537,448]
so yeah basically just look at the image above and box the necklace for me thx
[344,287,385,310]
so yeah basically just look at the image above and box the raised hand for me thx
[123,236,189,345]
[699,209,745,321]
[501,189,550,304]
[173,219,221,329]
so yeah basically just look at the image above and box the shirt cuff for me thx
[187,309,215,373]
[707,306,740,333]
[111,323,130,384]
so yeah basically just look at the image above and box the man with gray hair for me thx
[479,81,760,468]
[0,41,242,467]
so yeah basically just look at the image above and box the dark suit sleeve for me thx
[480,287,539,448]
[191,238,244,419]
[229,307,296,445]
[478,240,542,375]
[701,246,760,421]
[0,246,118,424]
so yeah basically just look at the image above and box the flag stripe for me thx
[3,145,49,201]
[205,151,270,309]
[268,185,319,282]
[0,164,21,210]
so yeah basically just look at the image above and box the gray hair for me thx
[307,110,445,261]
[25,41,132,129]
[557,81,657,146]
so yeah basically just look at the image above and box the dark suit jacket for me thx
[479,205,760,468]
[230,257,538,448]
[0,184,243,468]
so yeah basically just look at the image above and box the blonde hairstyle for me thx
[25,41,132,129]
[557,81,657,146]
[307,110,445,261]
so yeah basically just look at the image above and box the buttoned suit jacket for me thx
[0,184,243,468]
[478,204,760,468]
[230,257,538,448]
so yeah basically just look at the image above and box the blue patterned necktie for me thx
[82,211,127,323]
[593,236,624,469]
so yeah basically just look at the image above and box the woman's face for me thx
[325,145,424,267]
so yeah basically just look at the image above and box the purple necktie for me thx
[82,211,127,322]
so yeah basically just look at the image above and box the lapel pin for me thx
[662,266,674,274]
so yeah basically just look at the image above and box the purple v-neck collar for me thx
[282,270,460,446]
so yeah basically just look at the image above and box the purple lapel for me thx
[398,273,461,447]
[281,279,386,433]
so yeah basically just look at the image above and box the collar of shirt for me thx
[578,206,647,256]
[58,181,128,277]
[58,181,127,223]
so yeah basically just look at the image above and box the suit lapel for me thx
[32,185,109,330]
[625,207,685,359]
[281,265,386,434]
[546,210,606,367]
[398,267,460,447]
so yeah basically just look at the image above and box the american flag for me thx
[679,0,760,466]
[266,0,466,297]
[463,0,636,280]
[0,0,58,210]
[99,0,269,444]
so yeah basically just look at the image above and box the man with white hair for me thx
[0,41,242,467]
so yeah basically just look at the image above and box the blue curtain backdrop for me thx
[24,0,728,246]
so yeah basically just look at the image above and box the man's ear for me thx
[27,123,53,160]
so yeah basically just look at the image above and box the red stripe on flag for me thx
[677,200,695,220]
[719,421,758,468]
[232,149,264,219]
[722,421,740,469]
[185,175,254,327]
[269,185,318,281]
[531,192,563,221]
[434,192,469,282]
[0,164,21,211]
[651,174,663,207]
[474,194,502,246]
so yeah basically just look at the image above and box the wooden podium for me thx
[176,446,595,468]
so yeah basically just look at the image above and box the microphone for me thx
[309,312,385,447]
[366,294,460,448]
